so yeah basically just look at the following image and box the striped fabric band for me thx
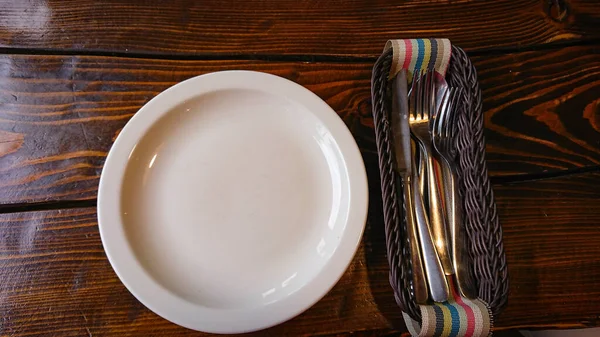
[402,279,493,337]
[384,38,452,80]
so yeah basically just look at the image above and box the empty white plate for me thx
[97,71,368,333]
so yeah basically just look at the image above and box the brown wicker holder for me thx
[370,46,509,322]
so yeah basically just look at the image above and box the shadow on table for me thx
[361,150,408,331]
[346,104,408,331]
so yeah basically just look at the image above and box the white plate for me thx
[97,71,368,334]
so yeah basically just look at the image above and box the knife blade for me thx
[391,70,428,304]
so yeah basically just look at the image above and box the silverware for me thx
[409,71,454,276]
[391,70,428,304]
[433,88,477,299]
[407,71,449,302]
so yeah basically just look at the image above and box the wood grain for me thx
[1,172,599,336]
[0,0,599,57]
[0,208,397,337]
[1,45,599,204]
[478,45,600,175]
[494,173,600,329]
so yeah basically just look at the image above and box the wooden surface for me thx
[1,173,599,336]
[495,173,600,328]
[0,0,599,57]
[1,0,599,335]
[1,45,599,205]
[0,208,392,336]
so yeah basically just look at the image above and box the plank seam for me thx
[0,166,599,214]
[0,38,599,62]
[490,165,600,185]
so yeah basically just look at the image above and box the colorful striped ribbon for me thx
[384,39,493,336]
[384,38,452,80]
[403,279,492,337]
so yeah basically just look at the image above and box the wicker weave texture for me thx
[370,46,509,322]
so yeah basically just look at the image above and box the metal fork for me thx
[432,88,477,299]
[408,70,449,302]
[409,71,454,277]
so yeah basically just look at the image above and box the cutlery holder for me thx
[371,45,509,322]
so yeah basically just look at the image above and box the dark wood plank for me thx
[0,57,373,203]
[495,172,600,329]
[1,173,599,335]
[1,45,599,204]
[0,208,397,337]
[478,45,600,175]
[0,0,599,57]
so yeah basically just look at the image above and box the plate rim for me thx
[97,70,368,333]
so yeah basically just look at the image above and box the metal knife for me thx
[393,70,449,303]
[391,70,428,304]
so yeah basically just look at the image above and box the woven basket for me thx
[370,46,509,321]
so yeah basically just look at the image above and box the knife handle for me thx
[400,174,429,304]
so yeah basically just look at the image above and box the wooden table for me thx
[0,1,599,336]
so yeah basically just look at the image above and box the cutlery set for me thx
[391,69,476,304]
